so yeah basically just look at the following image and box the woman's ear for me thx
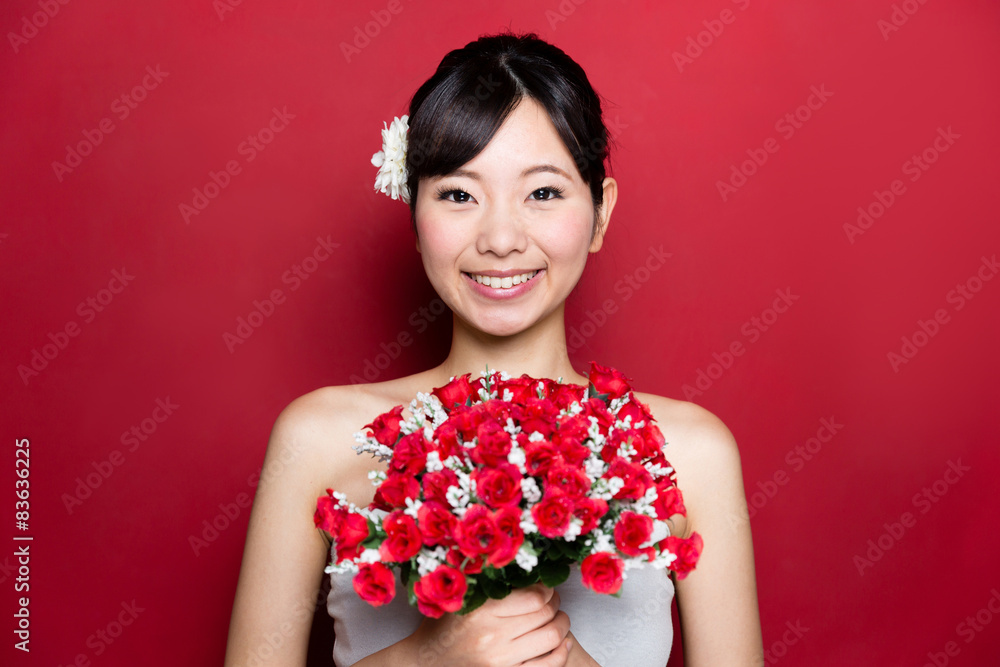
[589,177,618,253]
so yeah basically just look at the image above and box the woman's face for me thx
[414,97,614,338]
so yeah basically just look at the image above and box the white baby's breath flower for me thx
[521,476,541,504]
[507,443,527,471]
[515,544,539,572]
[520,509,538,535]
[367,470,387,487]
[652,549,678,569]
[446,484,469,509]
[585,528,614,553]
[425,450,443,473]
[404,497,423,519]
[564,517,583,542]
[417,546,448,576]
[325,560,359,574]
[371,115,410,203]
[358,548,382,564]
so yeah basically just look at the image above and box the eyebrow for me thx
[446,164,573,181]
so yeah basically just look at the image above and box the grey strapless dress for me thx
[326,564,674,666]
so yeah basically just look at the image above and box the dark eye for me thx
[437,189,474,203]
[529,187,564,201]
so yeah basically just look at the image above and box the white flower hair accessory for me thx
[370,114,410,204]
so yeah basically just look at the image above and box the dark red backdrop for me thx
[3,1,999,665]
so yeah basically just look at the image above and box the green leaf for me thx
[400,561,412,587]
[539,560,571,588]
[588,382,611,404]
[406,576,418,607]
[504,565,539,589]
[481,576,511,600]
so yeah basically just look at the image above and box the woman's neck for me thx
[434,305,588,386]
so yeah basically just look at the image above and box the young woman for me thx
[226,32,762,666]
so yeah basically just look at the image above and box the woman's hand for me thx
[405,583,572,667]
[565,631,601,666]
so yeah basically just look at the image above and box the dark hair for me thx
[405,32,612,229]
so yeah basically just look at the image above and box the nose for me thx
[475,200,528,257]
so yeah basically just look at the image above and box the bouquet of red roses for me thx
[314,362,702,618]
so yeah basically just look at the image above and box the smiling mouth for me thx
[465,270,540,290]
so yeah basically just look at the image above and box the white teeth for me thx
[471,270,538,289]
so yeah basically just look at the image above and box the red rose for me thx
[364,405,404,447]
[379,510,423,563]
[572,496,608,534]
[482,398,512,424]
[352,562,396,606]
[637,424,666,459]
[531,491,574,538]
[474,463,523,508]
[491,505,524,567]
[314,492,342,533]
[314,493,370,562]
[545,463,591,500]
[372,472,420,511]
[614,511,654,559]
[652,483,686,520]
[663,532,703,579]
[471,418,512,467]
[553,439,589,468]
[513,398,559,437]
[587,362,632,400]
[454,504,509,562]
[450,403,490,441]
[616,394,654,425]
[446,546,484,574]
[581,397,615,432]
[432,374,477,410]
[422,469,459,506]
[389,431,429,475]
[413,564,468,618]
[417,500,457,546]
[432,421,464,461]
[523,439,559,477]
[334,512,370,562]
[580,551,624,595]
[496,375,536,403]
[553,415,587,441]
[605,457,653,500]
[550,381,584,409]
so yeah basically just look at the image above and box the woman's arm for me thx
[225,391,343,667]
[646,397,764,666]
[225,388,574,667]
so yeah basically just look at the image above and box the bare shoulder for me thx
[263,375,433,506]
[631,392,746,540]
[632,392,741,467]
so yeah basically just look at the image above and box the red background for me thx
[2,0,999,665]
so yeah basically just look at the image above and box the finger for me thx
[492,584,555,618]
[507,610,570,664]
[521,639,570,667]
[502,590,563,641]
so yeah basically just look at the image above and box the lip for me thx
[463,269,544,300]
